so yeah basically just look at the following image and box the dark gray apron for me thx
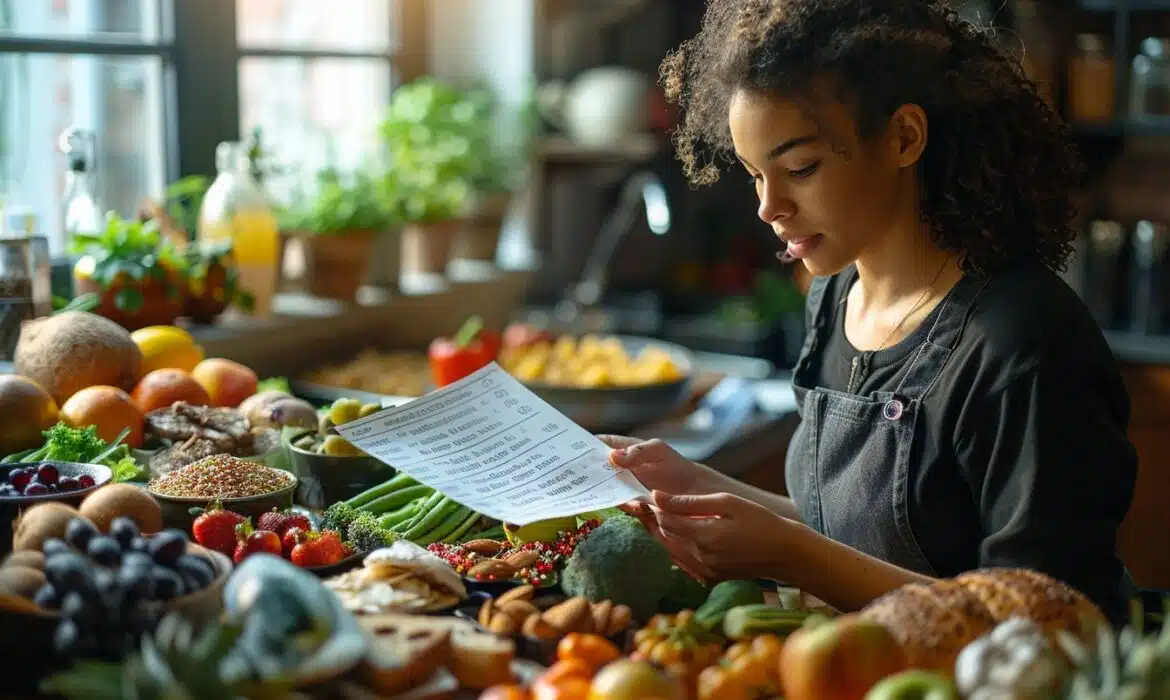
[785,270,988,575]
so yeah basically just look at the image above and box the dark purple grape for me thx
[36,463,59,485]
[33,583,60,609]
[57,476,80,492]
[8,469,31,491]
[87,536,122,567]
[77,474,96,489]
[23,482,48,496]
[149,568,184,600]
[148,530,187,567]
[109,517,140,550]
[42,538,70,558]
[65,518,98,551]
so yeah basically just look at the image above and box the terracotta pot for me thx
[454,192,510,262]
[73,258,186,331]
[297,230,378,302]
[400,221,458,275]
[184,260,233,324]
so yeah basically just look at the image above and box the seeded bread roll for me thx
[860,579,998,672]
[954,568,1105,640]
[859,568,1106,676]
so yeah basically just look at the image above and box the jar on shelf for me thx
[1130,37,1170,119]
[1068,33,1115,124]
[1014,0,1058,107]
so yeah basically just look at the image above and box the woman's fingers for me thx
[652,490,738,517]
[607,438,673,468]
[597,434,642,450]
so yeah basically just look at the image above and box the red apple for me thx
[779,615,908,700]
[503,322,554,349]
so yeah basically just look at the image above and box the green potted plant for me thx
[454,84,535,262]
[280,167,395,302]
[70,212,189,330]
[380,78,479,276]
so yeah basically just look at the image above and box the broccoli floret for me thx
[321,502,359,533]
[345,511,398,554]
[661,566,710,613]
[560,514,676,621]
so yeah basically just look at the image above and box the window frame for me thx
[0,0,428,185]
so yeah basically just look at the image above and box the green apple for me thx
[503,517,578,546]
[865,671,958,700]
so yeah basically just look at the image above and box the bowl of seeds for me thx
[146,453,297,531]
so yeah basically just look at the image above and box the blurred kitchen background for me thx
[6,0,1170,368]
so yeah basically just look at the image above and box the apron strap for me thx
[792,272,840,379]
[893,273,991,399]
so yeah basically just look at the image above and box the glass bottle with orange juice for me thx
[198,141,280,316]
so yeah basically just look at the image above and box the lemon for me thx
[131,325,205,373]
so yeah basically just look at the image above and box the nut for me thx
[496,584,535,605]
[463,539,507,556]
[497,600,540,623]
[489,612,519,636]
[590,600,613,635]
[468,559,518,580]
[522,612,560,641]
[542,597,591,634]
[606,604,632,636]
[503,550,541,569]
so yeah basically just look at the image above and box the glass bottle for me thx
[58,127,103,252]
[1130,37,1170,119]
[198,141,281,317]
[1068,34,1115,124]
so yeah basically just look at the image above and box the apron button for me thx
[883,398,905,421]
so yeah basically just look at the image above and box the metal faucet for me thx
[555,171,671,326]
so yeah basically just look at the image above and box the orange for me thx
[479,686,531,700]
[131,325,205,374]
[60,385,144,448]
[0,375,58,455]
[191,358,258,408]
[130,369,211,414]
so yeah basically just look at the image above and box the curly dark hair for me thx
[661,0,1082,274]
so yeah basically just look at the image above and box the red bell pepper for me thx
[428,316,500,388]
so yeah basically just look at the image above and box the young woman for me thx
[603,0,1137,622]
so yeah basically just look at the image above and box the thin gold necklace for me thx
[846,257,952,394]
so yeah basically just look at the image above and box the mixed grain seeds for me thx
[149,454,293,498]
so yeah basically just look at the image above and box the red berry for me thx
[36,464,58,485]
[281,527,308,557]
[192,503,247,557]
[9,470,30,491]
[280,513,312,536]
[24,482,47,495]
[234,528,282,564]
[77,474,95,488]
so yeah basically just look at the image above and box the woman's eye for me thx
[788,161,821,179]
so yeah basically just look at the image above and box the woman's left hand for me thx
[646,490,792,583]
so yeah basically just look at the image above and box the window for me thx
[0,0,170,255]
[236,0,403,203]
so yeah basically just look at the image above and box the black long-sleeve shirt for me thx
[815,262,1136,620]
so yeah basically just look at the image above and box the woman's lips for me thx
[781,234,823,260]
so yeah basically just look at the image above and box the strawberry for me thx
[289,534,330,568]
[316,530,348,565]
[232,519,282,564]
[281,527,308,558]
[191,501,246,556]
[256,508,312,537]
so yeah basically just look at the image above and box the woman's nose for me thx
[757,182,796,223]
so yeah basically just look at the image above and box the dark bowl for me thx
[306,550,364,578]
[0,539,231,691]
[0,461,113,558]
[518,336,696,433]
[285,439,395,511]
[147,469,297,532]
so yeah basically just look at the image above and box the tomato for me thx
[750,634,785,668]
[539,658,593,686]
[697,665,752,700]
[532,676,590,700]
[649,639,683,666]
[557,633,621,671]
[724,642,753,662]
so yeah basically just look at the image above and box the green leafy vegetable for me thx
[4,423,148,482]
[257,376,292,395]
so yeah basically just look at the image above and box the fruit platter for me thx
[1,309,1168,699]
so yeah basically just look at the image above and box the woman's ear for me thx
[889,104,928,168]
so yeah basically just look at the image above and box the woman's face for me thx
[728,88,921,276]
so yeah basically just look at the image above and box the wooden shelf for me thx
[534,134,665,164]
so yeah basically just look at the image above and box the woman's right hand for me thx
[597,435,713,496]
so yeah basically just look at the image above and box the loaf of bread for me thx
[859,567,1105,673]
